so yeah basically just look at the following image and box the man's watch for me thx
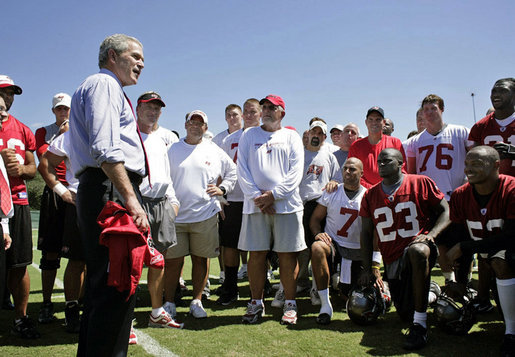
[219,186,226,195]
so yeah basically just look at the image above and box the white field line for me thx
[133,328,180,357]
[30,263,64,289]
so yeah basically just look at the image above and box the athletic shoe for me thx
[281,302,298,325]
[216,290,239,306]
[500,334,515,357]
[429,281,441,297]
[38,301,57,324]
[471,298,494,313]
[148,311,184,329]
[163,301,177,319]
[237,265,248,280]
[310,288,321,306]
[202,281,211,301]
[271,289,285,308]
[11,316,40,339]
[242,301,264,324]
[64,302,81,333]
[189,299,207,319]
[129,327,138,345]
[403,323,428,350]
[316,313,331,325]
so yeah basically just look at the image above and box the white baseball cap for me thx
[52,93,71,109]
[186,110,208,124]
[309,121,327,135]
[0,75,22,94]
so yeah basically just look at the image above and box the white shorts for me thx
[238,211,306,253]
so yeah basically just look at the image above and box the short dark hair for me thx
[309,117,326,125]
[494,78,515,93]
[421,94,444,111]
[225,104,242,114]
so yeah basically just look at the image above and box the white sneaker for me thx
[271,289,285,308]
[281,302,298,325]
[189,299,207,319]
[163,301,177,319]
[237,265,248,280]
[310,288,321,306]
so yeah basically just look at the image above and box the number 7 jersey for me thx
[360,174,445,264]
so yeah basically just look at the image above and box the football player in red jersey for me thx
[469,78,515,177]
[447,146,515,356]
[360,148,450,350]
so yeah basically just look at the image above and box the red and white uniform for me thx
[406,124,471,200]
[35,123,67,185]
[220,128,244,202]
[317,184,366,249]
[360,174,444,264]
[469,112,515,176]
[0,114,36,205]
[348,135,406,188]
[450,175,515,241]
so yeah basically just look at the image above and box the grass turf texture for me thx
[0,213,505,356]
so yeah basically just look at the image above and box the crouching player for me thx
[359,148,450,350]
[446,146,515,356]
[309,158,377,324]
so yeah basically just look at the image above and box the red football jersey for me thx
[35,126,68,184]
[348,135,407,188]
[469,113,515,176]
[0,115,36,205]
[360,174,445,264]
[450,175,515,240]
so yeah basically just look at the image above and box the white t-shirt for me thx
[139,127,179,206]
[220,128,244,202]
[237,126,304,214]
[406,124,472,200]
[168,138,236,223]
[317,184,366,249]
[300,148,342,202]
[212,129,230,147]
[47,131,79,193]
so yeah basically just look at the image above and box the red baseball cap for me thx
[260,94,285,110]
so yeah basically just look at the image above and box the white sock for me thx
[252,299,263,306]
[241,264,247,269]
[442,271,455,282]
[413,311,427,329]
[285,299,296,307]
[497,278,515,335]
[152,307,165,317]
[318,289,333,316]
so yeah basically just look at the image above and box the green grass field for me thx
[0,213,505,356]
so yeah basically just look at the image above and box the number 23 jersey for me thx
[360,174,444,264]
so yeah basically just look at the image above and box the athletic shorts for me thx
[302,199,323,247]
[6,204,32,268]
[219,201,243,249]
[37,185,66,253]
[142,196,177,254]
[166,214,219,259]
[384,239,438,321]
[61,201,84,261]
[238,211,306,253]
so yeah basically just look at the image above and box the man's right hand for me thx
[125,196,149,232]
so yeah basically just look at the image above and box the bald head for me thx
[381,148,404,164]
[467,145,500,164]
[345,157,363,171]
[342,157,364,189]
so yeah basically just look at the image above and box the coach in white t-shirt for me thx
[167,110,236,319]
[238,94,305,325]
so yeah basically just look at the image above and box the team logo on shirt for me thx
[205,161,211,166]
[480,208,487,215]
[307,164,324,177]
[500,127,506,132]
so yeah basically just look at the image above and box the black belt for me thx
[80,167,143,186]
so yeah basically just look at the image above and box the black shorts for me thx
[7,204,32,268]
[434,225,463,247]
[38,185,66,253]
[219,201,243,249]
[61,201,84,261]
[303,199,324,247]
[384,239,438,321]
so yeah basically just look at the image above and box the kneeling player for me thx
[446,146,515,356]
[360,148,450,350]
[310,158,378,324]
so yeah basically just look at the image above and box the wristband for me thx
[372,251,382,264]
[371,266,380,270]
[53,182,68,197]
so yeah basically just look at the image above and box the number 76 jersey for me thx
[360,174,445,264]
